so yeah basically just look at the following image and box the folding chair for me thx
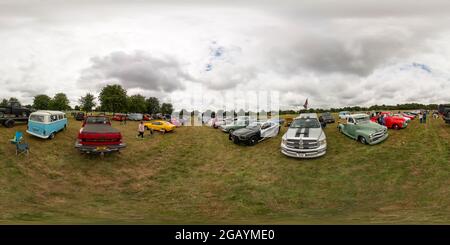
[10,131,29,156]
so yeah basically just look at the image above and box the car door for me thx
[345,117,357,138]
[261,122,279,138]
[152,122,162,131]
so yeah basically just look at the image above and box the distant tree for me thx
[145,97,160,114]
[127,94,147,113]
[74,105,80,111]
[160,103,174,115]
[79,93,96,112]
[33,94,51,110]
[0,98,8,107]
[8,97,20,105]
[99,84,128,113]
[49,93,70,111]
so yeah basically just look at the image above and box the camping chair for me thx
[10,131,29,156]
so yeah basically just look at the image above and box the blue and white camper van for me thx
[26,111,68,139]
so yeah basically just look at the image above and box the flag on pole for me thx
[303,98,308,110]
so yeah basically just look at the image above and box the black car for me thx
[75,112,85,121]
[321,112,335,124]
[229,124,262,146]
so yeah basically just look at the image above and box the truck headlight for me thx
[319,139,326,145]
[282,138,287,145]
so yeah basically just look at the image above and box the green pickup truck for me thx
[338,114,388,145]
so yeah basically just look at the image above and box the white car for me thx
[339,111,351,119]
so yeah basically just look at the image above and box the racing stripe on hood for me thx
[295,127,309,137]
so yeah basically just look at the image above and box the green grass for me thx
[0,115,449,224]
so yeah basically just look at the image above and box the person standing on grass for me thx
[419,112,423,123]
[423,111,427,124]
[137,121,145,139]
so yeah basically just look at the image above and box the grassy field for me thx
[0,114,449,224]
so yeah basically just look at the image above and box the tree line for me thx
[1,84,174,115]
[1,86,442,116]
[279,103,440,115]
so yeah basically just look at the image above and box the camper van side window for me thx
[51,115,58,122]
[58,115,63,120]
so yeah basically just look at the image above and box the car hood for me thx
[358,122,386,131]
[232,127,258,136]
[285,127,323,140]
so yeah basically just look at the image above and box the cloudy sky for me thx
[1,0,450,110]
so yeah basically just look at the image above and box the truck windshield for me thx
[355,117,370,123]
[86,117,109,124]
[290,118,320,128]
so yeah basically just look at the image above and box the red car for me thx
[143,114,152,121]
[401,113,415,120]
[112,113,127,121]
[370,112,408,130]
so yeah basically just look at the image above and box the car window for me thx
[30,115,45,122]
[348,117,354,124]
[261,123,270,129]
[51,115,58,122]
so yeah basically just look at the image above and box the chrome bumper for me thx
[280,143,327,159]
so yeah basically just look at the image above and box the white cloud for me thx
[0,0,450,109]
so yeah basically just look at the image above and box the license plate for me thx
[96,146,107,151]
[297,153,306,157]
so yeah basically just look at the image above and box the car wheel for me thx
[359,136,367,145]
[49,132,55,139]
[393,124,399,130]
[5,119,15,128]
[248,136,259,146]
[162,129,166,134]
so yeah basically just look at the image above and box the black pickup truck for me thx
[0,102,32,127]
[438,104,450,124]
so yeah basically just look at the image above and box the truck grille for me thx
[371,129,386,141]
[286,139,318,149]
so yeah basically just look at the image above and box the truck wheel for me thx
[248,136,259,146]
[359,136,367,145]
[393,124,399,130]
[49,132,55,139]
[4,119,15,128]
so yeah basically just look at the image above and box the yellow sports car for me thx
[144,120,176,133]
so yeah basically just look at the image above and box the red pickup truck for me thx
[75,116,126,154]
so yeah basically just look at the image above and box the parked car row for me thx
[22,111,181,157]
[214,110,433,159]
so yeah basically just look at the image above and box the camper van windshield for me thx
[30,115,45,123]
